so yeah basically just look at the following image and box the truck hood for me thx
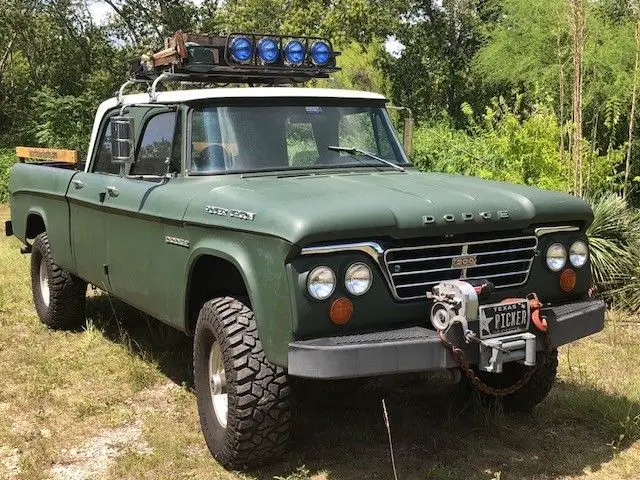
[183,170,593,245]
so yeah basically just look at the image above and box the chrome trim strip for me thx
[384,235,536,253]
[386,246,536,265]
[301,241,384,259]
[535,226,579,237]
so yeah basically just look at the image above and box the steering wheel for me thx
[193,144,227,172]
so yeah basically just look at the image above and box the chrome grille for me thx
[383,236,538,300]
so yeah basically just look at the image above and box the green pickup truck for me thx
[5,32,605,469]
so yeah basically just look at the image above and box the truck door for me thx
[101,108,189,326]
[67,116,117,287]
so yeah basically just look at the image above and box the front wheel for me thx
[468,348,559,412]
[193,297,291,469]
[31,233,87,330]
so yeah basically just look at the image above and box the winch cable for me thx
[439,293,551,397]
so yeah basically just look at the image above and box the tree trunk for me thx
[569,0,586,197]
[557,30,567,190]
[624,21,640,197]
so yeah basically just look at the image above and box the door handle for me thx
[71,179,84,189]
[106,186,119,197]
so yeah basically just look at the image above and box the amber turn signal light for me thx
[329,297,353,325]
[560,269,576,292]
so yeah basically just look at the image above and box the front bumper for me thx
[288,299,605,379]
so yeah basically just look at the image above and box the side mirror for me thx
[403,116,413,157]
[111,116,135,164]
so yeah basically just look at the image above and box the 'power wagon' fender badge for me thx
[205,205,256,221]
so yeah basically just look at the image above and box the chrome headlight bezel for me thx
[569,240,589,268]
[344,262,373,296]
[546,243,567,272]
[307,266,336,300]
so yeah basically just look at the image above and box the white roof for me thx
[86,87,387,171]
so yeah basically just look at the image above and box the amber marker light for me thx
[329,297,353,325]
[560,269,577,292]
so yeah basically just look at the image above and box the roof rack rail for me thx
[126,31,339,93]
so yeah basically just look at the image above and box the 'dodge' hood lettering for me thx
[183,170,593,245]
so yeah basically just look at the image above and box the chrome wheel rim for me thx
[208,341,228,428]
[39,260,50,307]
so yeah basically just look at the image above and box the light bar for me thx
[225,34,337,70]
[131,31,339,85]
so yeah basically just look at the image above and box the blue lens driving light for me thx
[257,37,279,64]
[229,36,253,63]
[284,40,306,65]
[310,41,332,66]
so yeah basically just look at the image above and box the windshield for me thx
[189,104,408,174]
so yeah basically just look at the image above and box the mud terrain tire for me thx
[471,348,559,412]
[31,233,87,329]
[194,297,291,469]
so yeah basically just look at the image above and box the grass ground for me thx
[2,202,640,480]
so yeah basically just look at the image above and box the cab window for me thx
[92,117,120,175]
[131,111,181,176]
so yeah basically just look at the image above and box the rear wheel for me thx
[194,297,291,469]
[31,233,87,330]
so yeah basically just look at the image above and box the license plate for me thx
[479,300,530,339]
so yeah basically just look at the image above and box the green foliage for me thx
[30,88,95,153]
[412,98,568,190]
[586,193,640,309]
[315,42,391,96]
[0,150,17,203]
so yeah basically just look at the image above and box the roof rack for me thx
[122,31,339,101]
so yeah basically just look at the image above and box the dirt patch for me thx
[50,422,152,480]
[0,446,21,478]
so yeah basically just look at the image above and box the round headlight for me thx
[307,266,336,300]
[345,262,372,296]
[546,243,567,272]
[569,240,589,268]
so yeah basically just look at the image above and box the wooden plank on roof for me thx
[15,146,78,164]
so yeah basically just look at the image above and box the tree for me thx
[389,0,495,125]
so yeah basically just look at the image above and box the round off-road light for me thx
[257,37,279,64]
[569,240,589,268]
[546,243,567,272]
[307,266,336,300]
[310,41,332,66]
[229,36,253,63]
[284,40,306,65]
[345,262,372,296]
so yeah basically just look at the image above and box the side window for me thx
[131,112,178,176]
[92,117,120,175]
[339,112,377,153]
[286,120,318,167]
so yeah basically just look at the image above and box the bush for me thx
[0,150,17,203]
[586,193,640,309]
[411,98,617,194]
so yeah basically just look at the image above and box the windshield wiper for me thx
[327,146,406,172]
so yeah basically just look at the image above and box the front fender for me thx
[184,227,295,367]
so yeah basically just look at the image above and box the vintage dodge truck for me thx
[5,32,605,468]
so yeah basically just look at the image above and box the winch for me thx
[428,280,538,374]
